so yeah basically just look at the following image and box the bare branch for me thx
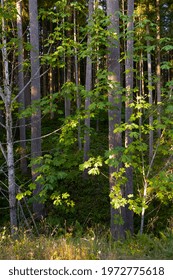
[0,142,7,162]
[0,86,5,103]
[0,121,6,129]
[0,186,9,202]
[12,66,50,104]
[146,129,165,178]
[12,126,62,144]
[0,180,8,190]
[1,125,62,146]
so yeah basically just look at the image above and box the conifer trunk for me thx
[74,7,82,150]
[29,0,44,219]
[107,0,124,239]
[156,0,161,137]
[65,0,72,118]
[83,0,94,168]
[146,23,153,163]
[124,0,134,235]
[16,0,27,175]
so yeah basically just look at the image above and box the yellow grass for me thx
[0,227,173,260]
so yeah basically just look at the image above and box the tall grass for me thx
[0,226,173,259]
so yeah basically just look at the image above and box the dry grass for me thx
[0,235,111,260]
[0,227,173,260]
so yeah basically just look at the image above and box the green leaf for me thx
[16,190,32,201]
[162,45,173,51]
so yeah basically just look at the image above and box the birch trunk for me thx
[1,0,17,235]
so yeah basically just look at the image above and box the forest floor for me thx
[0,227,173,259]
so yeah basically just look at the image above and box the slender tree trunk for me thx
[16,0,27,175]
[49,66,54,119]
[146,23,153,163]
[49,21,54,119]
[95,0,100,132]
[6,103,17,235]
[74,7,82,150]
[83,0,94,168]
[41,20,48,97]
[107,0,124,239]
[156,0,161,137]
[124,0,134,235]
[140,177,147,234]
[139,51,144,127]
[168,51,173,97]
[65,1,72,118]
[29,0,44,219]
[65,55,71,117]
[1,0,17,235]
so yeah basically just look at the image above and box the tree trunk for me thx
[65,1,72,118]
[29,0,44,219]
[16,0,27,175]
[146,23,153,163]
[83,0,94,170]
[49,66,54,119]
[124,0,134,235]
[1,0,17,235]
[107,0,124,239]
[74,7,82,150]
[65,55,71,117]
[156,0,161,137]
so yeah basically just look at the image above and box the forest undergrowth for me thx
[0,225,173,260]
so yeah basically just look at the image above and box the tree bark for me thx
[74,7,82,150]
[29,0,44,219]
[65,1,72,118]
[107,0,124,239]
[65,55,71,117]
[146,23,153,163]
[1,0,17,235]
[83,0,94,170]
[124,0,134,235]
[16,0,27,175]
[156,0,161,137]
[49,66,54,119]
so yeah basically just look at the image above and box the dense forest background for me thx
[0,0,173,244]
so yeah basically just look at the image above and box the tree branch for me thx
[0,86,5,103]
[0,142,7,162]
